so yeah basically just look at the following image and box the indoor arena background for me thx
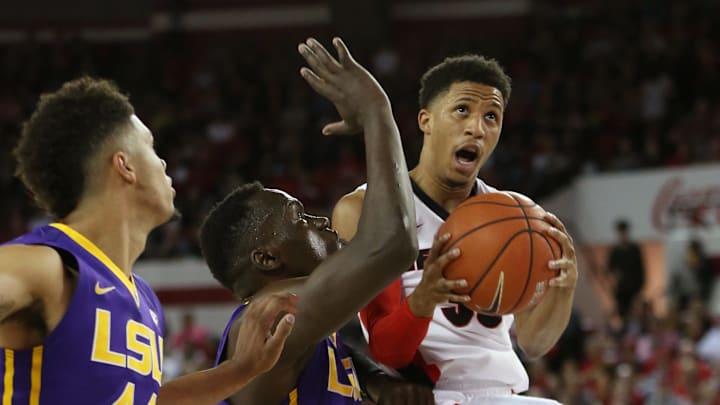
[1,0,719,403]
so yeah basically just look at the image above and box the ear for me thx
[250,248,283,272]
[112,151,136,184]
[418,108,432,135]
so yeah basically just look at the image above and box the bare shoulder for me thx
[332,189,366,240]
[334,189,366,211]
[0,244,67,296]
[0,244,65,321]
[0,244,65,277]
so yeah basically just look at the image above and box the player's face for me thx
[419,81,504,186]
[261,189,342,277]
[127,115,176,223]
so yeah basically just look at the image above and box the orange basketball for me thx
[438,191,561,315]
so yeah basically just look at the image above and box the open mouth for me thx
[455,144,480,164]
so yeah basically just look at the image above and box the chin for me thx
[445,172,478,188]
[159,207,181,225]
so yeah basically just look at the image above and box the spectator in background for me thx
[671,239,715,311]
[607,219,646,323]
[171,312,211,360]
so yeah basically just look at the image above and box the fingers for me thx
[298,42,336,83]
[266,312,295,346]
[332,37,355,66]
[430,247,461,275]
[447,294,471,303]
[548,259,578,288]
[306,38,342,72]
[547,226,576,260]
[549,269,569,287]
[299,67,342,101]
[443,278,468,291]
[247,292,298,333]
[322,120,355,136]
[543,212,567,234]
[425,232,452,266]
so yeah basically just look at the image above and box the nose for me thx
[465,115,486,139]
[161,159,167,170]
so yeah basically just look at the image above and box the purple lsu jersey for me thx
[215,304,362,405]
[0,223,165,405]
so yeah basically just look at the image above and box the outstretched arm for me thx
[271,37,417,362]
[226,38,418,404]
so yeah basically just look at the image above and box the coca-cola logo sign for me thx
[652,177,720,231]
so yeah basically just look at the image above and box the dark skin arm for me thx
[226,37,418,404]
[333,192,469,319]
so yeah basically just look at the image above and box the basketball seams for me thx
[466,229,532,297]
[445,217,546,251]
[442,192,555,316]
[537,231,561,260]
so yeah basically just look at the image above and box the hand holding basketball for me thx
[438,192,563,316]
[543,212,578,290]
[407,232,471,318]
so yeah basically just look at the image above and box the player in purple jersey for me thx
[0,77,296,404]
[199,38,436,405]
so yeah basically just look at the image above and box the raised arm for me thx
[272,37,417,362]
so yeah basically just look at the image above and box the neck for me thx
[62,194,153,278]
[410,163,475,213]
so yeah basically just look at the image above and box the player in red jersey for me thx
[333,55,578,404]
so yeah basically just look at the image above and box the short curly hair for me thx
[14,77,134,218]
[419,54,512,109]
[199,182,269,296]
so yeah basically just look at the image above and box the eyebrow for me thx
[453,97,503,110]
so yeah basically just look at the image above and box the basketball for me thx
[438,191,562,315]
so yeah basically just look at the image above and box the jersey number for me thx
[441,302,502,328]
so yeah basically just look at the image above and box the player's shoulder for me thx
[0,244,66,299]
[0,243,64,276]
[337,188,366,206]
[332,188,365,218]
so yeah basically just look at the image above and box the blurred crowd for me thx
[1,1,719,256]
[525,297,720,404]
[1,1,720,403]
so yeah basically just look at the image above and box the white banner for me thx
[541,163,720,246]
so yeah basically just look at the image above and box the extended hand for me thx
[232,292,298,374]
[298,37,391,135]
[408,232,469,317]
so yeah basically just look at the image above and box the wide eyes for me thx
[454,105,500,123]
